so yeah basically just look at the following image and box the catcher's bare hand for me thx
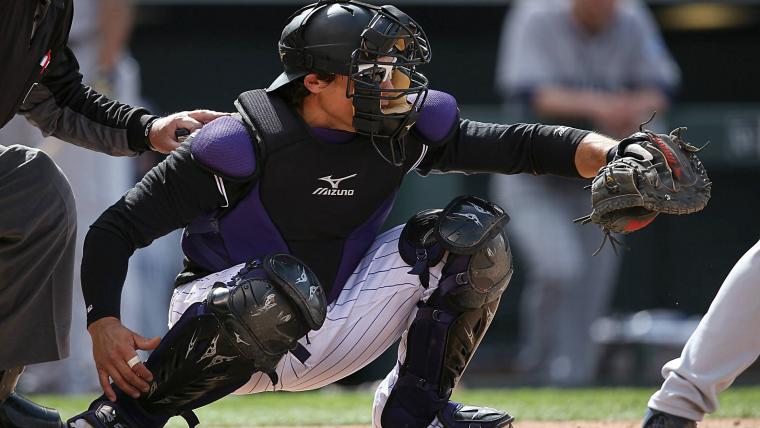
[88,317,161,401]
[148,110,229,153]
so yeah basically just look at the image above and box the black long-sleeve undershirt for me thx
[82,143,243,323]
[81,119,590,325]
[421,120,588,176]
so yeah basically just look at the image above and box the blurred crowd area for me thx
[5,0,760,394]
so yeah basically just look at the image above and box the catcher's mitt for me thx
[576,127,711,249]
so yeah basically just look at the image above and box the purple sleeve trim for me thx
[190,116,256,179]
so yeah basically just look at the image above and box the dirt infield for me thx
[259,421,760,428]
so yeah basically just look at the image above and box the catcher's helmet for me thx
[268,0,431,166]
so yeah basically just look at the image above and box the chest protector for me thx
[182,90,426,298]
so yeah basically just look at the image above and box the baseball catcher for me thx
[575,125,711,250]
[64,1,665,427]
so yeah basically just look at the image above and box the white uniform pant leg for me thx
[648,239,760,421]
[168,226,437,396]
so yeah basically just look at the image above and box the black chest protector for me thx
[228,90,426,299]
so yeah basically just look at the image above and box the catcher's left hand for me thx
[576,127,712,237]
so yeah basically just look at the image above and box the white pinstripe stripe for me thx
[288,285,418,389]
[349,241,402,278]
[303,284,423,386]
[330,279,415,317]
[166,226,447,423]
[336,266,410,298]
[290,289,417,391]
[347,224,406,271]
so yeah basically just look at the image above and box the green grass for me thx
[32,387,760,427]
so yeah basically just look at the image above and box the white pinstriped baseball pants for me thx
[168,225,450,428]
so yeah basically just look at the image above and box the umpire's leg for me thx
[0,144,75,427]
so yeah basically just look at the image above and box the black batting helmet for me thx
[268,0,432,166]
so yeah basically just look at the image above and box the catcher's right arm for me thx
[576,127,711,240]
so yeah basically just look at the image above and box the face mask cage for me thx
[347,6,432,166]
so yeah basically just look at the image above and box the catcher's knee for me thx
[399,195,514,308]
[111,255,327,422]
[205,254,328,371]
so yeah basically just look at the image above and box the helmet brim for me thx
[266,70,309,92]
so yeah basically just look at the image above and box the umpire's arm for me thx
[18,45,158,156]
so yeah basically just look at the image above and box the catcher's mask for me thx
[268,0,431,166]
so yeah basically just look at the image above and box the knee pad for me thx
[399,195,513,308]
[84,254,327,426]
[384,196,513,427]
[205,253,327,375]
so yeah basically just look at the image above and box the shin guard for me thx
[383,196,513,428]
[68,254,326,428]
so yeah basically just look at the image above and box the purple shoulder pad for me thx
[190,116,256,178]
[413,90,459,144]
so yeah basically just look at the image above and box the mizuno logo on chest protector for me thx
[313,174,357,196]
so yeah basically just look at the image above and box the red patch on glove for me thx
[652,135,683,180]
[623,214,658,232]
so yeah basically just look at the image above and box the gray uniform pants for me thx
[648,238,760,421]
[0,144,76,370]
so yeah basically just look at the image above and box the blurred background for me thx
[4,0,760,394]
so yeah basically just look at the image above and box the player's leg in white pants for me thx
[647,238,760,421]
[169,225,442,395]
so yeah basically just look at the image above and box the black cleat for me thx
[642,408,697,428]
[0,392,65,428]
[67,400,144,428]
[437,401,515,428]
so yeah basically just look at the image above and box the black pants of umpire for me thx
[0,144,76,371]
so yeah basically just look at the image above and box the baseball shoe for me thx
[642,408,697,428]
[0,392,65,428]
[437,401,514,428]
[67,401,140,428]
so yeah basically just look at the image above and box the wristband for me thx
[144,117,160,152]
